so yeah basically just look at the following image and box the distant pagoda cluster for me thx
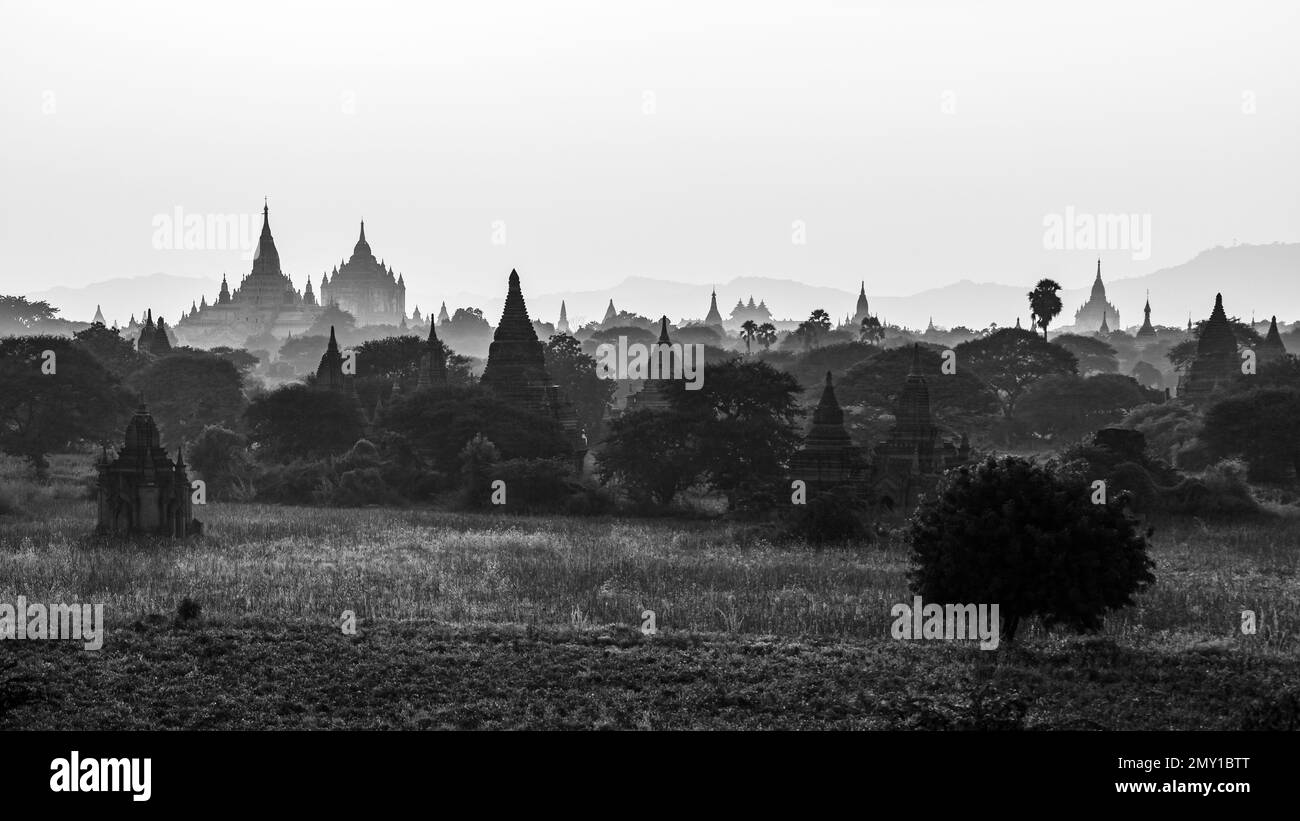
[169,203,408,349]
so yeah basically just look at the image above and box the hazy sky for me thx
[2,0,1297,316]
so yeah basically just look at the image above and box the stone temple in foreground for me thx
[96,405,200,537]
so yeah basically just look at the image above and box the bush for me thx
[330,467,404,507]
[785,485,871,545]
[908,456,1155,641]
[486,457,580,514]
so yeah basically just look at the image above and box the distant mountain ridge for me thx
[25,243,1298,333]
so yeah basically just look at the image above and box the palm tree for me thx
[1027,279,1063,340]
[802,309,832,349]
[740,320,758,355]
[756,322,777,351]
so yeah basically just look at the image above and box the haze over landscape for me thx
[3,0,1298,327]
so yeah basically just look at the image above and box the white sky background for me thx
[1,0,1297,316]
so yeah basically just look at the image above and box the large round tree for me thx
[907,456,1155,641]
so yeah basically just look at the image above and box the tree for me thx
[908,456,1155,642]
[0,295,59,335]
[859,315,885,345]
[544,333,615,442]
[128,352,246,450]
[380,384,571,476]
[73,322,144,378]
[245,384,366,461]
[1052,334,1118,375]
[756,323,778,351]
[277,335,332,375]
[796,309,833,350]
[673,358,804,510]
[1017,373,1161,443]
[305,304,357,339]
[188,425,248,494]
[956,328,1077,419]
[836,344,999,418]
[740,320,758,355]
[595,408,702,506]
[0,336,132,471]
[1201,387,1300,481]
[1027,279,1063,340]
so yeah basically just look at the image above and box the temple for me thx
[174,202,321,348]
[481,270,587,469]
[1259,315,1288,365]
[1072,260,1121,332]
[556,300,570,334]
[416,321,449,389]
[788,372,868,492]
[314,326,352,392]
[726,296,773,330]
[1178,293,1239,401]
[95,405,199,537]
[851,282,871,326]
[625,316,678,412]
[1134,291,1157,346]
[318,221,407,326]
[703,289,725,329]
[869,344,971,513]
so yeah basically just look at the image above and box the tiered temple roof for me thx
[95,404,198,537]
[788,371,868,491]
[1179,293,1239,400]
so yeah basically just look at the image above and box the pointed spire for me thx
[658,315,671,345]
[92,304,106,325]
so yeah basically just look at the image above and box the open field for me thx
[2,456,1299,729]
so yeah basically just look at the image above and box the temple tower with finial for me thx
[601,299,619,328]
[95,404,199,537]
[704,288,725,328]
[314,326,352,392]
[1073,259,1121,332]
[481,269,587,470]
[1135,290,1157,346]
[788,371,868,492]
[626,316,679,412]
[318,220,406,326]
[1260,315,1288,365]
[557,300,570,334]
[1179,293,1239,401]
[416,320,449,390]
[870,344,971,514]
[852,282,871,326]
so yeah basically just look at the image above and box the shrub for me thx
[331,467,404,507]
[785,485,871,545]
[488,457,579,514]
[908,456,1155,641]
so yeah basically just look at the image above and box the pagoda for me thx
[318,221,407,326]
[1072,260,1121,332]
[1178,293,1239,401]
[95,405,199,537]
[314,326,352,392]
[788,372,868,492]
[1135,291,1157,346]
[1259,315,1288,365]
[174,201,321,347]
[481,270,587,469]
[703,289,725,328]
[416,321,449,389]
[625,316,679,413]
[870,344,971,513]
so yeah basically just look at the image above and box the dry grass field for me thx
[2,454,1299,729]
